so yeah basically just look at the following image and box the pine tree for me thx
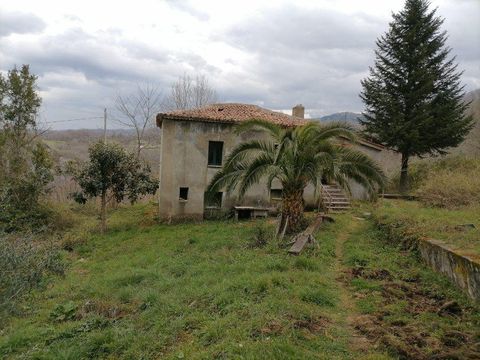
[360,0,473,192]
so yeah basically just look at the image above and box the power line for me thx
[43,116,103,124]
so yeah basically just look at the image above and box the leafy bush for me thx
[0,143,54,232]
[71,142,158,233]
[0,66,55,232]
[0,235,65,316]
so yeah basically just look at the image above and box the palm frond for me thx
[223,140,275,170]
[206,118,386,206]
[234,119,283,140]
[238,153,276,198]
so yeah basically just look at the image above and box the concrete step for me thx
[327,205,351,209]
[322,184,351,214]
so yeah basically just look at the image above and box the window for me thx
[179,187,189,201]
[208,141,223,166]
[204,191,222,208]
[270,189,283,201]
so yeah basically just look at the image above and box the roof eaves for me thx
[157,113,239,127]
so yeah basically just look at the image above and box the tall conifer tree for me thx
[360,0,473,192]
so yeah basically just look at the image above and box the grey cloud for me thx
[1,1,478,129]
[1,27,217,84]
[0,11,46,37]
[218,3,479,115]
[215,6,386,114]
[224,6,385,54]
[165,0,210,21]
[0,24,222,128]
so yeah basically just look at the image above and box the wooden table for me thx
[234,206,269,220]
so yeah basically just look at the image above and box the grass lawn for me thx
[374,199,480,258]
[1,203,478,359]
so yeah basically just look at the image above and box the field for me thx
[1,204,478,359]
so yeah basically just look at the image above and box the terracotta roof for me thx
[156,103,308,127]
[156,103,391,152]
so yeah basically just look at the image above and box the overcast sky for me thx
[1,0,479,129]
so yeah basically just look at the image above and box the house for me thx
[155,103,400,220]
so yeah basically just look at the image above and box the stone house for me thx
[155,103,400,219]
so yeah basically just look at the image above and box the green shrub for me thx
[249,222,271,248]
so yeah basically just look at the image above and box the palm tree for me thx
[206,120,386,233]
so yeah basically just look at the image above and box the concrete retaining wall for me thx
[418,239,480,301]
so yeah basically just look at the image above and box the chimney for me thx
[292,104,304,119]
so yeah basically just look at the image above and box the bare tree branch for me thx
[113,83,164,158]
[165,74,217,111]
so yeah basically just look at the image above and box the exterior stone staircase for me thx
[321,184,351,213]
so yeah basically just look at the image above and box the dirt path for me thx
[333,217,371,353]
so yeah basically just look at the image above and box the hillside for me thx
[315,112,364,123]
[451,89,480,156]
[42,128,160,171]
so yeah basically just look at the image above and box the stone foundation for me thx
[418,239,480,301]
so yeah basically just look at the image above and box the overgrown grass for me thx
[388,156,480,208]
[342,217,480,359]
[1,203,478,359]
[0,234,65,317]
[373,199,480,257]
[415,157,480,208]
[0,204,363,359]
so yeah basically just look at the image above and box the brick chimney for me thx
[292,104,304,119]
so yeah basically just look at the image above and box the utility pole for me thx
[103,108,107,144]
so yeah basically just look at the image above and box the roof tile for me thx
[156,103,307,127]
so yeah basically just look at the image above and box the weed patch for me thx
[300,289,336,307]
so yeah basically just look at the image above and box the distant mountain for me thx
[315,112,364,123]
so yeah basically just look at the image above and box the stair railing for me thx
[320,183,333,213]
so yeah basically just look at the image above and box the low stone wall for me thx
[372,214,479,301]
[418,239,480,301]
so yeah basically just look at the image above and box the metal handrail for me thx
[320,183,333,213]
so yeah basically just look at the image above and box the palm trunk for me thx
[399,153,409,194]
[100,191,107,234]
[281,189,305,234]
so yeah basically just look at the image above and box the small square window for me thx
[208,141,223,166]
[179,187,189,201]
[270,189,283,200]
[204,192,222,208]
